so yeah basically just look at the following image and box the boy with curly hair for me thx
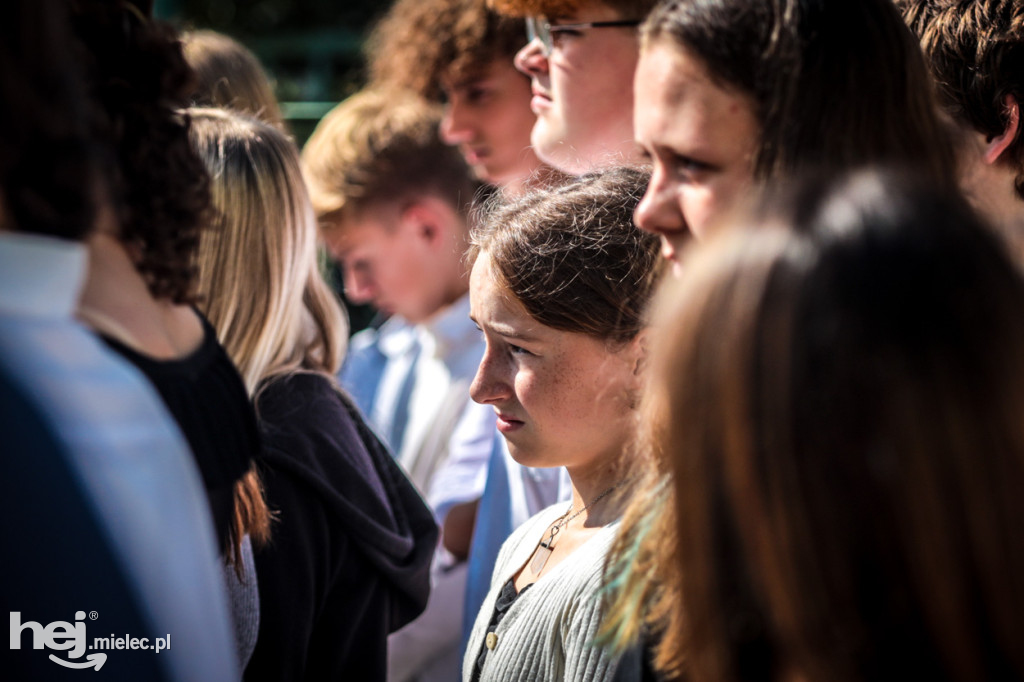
[368,0,552,196]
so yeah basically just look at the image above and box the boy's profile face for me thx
[322,207,441,324]
[513,0,641,174]
[440,58,542,191]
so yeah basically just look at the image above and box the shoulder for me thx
[493,503,570,577]
[255,372,389,481]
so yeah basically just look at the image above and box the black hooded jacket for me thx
[244,372,438,681]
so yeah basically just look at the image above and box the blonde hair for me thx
[189,107,347,395]
[301,89,480,226]
[182,30,285,130]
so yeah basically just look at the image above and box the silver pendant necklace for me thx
[529,481,622,576]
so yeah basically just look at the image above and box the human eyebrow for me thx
[473,317,542,343]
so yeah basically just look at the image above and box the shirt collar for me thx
[0,233,87,319]
[376,315,419,358]
[417,293,478,359]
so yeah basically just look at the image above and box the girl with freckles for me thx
[464,166,661,682]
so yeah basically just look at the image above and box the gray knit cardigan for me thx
[463,503,621,682]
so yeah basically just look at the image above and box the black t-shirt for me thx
[102,311,258,551]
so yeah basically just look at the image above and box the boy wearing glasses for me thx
[495,0,658,175]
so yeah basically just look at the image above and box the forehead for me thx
[442,58,517,91]
[325,207,401,255]
[557,0,624,20]
[470,252,539,328]
[634,42,759,152]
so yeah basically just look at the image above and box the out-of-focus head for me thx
[633,0,959,271]
[0,0,100,240]
[367,0,544,193]
[650,168,1024,680]
[68,0,211,303]
[189,108,346,393]
[468,166,661,468]
[302,89,483,323]
[495,0,658,175]
[898,0,1024,230]
[182,29,285,130]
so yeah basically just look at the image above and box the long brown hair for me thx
[651,169,1024,681]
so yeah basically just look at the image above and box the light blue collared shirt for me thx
[0,233,238,682]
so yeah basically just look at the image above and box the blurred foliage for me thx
[158,0,386,130]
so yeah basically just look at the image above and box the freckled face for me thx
[468,251,639,470]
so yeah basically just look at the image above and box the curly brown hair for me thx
[898,0,1024,199]
[69,0,211,303]
[367,0,527,100]
[488,0,658,19]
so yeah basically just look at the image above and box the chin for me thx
[505,441,548,469]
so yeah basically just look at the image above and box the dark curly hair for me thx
[1,0,100,240]
[469,166,661,344]
[898,0,1024,199]
[69,0,211,303]
[367,0,527,101]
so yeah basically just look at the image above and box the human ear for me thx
[630,329,650,378]
[984,94,1020,165]
[401,201,446,246]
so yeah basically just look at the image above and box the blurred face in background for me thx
[440,58,543,193]
[323,203,456,324]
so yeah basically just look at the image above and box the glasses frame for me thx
[525,15,641,56]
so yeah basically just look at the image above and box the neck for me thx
[565,450,628,528]
[79,232,202,358]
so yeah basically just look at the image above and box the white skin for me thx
[321,197,468,324]
[632,40,761,274]
[469,251,643,589]
[955,95,1024,246]
[77,205,204,360]
[514,1,643,175]
[440,58,545,196]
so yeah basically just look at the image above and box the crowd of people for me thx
[3,0,1023,681]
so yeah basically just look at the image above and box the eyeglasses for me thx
[525,15,641,56]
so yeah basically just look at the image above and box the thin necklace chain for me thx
[544,480,623,546]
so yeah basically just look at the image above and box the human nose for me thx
[440,101,473,145]
[470,346,513,406]
[514,39,548,78]
[634,165,686,237]
[343,266,374,305]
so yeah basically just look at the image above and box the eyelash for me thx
[475,327,534,357]
[671,154,711,175]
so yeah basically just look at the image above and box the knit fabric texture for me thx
[464,503,621,682]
